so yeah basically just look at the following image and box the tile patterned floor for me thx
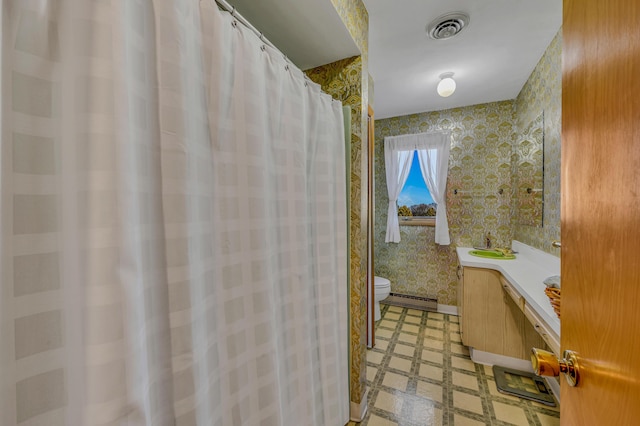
[348,305,560,426]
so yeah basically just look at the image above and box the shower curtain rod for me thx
[213,0,326,93]
[214,0,280,57]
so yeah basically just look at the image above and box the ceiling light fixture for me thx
[437,72,456,97]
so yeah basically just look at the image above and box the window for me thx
[384,132,450,244]
[398,151,436,226]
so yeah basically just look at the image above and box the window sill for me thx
[399,217,436,227]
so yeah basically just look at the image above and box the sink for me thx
[468,249,516,260]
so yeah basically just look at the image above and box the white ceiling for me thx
[221,0,562,119]
[365,0,562,118]
[223,0,360,70]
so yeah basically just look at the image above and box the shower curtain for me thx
[0,1,349,425]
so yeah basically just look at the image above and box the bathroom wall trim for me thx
[349,387,368,421]
[437,304,458,316]
[469,348,533,372]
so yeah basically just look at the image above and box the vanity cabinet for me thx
[458,266,546,360]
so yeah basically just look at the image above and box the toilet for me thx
[374,276,391,321]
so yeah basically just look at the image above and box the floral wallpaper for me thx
[374,101,517,305]
[514,30,562,254]
[306,0,370,408]
[515,113,544,227]
[330,0,368,62]
[329,0,369,154]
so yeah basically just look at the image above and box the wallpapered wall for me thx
[306,0,370,409]
[514,31,562,253]
[373,30,562,306]
[330,0,368,64]
[374,102,516,305]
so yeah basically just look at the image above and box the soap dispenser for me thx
[486,232,492,249]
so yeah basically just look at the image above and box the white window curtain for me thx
[384,149,414,242]
[0,1,349,425]
[384,132,451,245]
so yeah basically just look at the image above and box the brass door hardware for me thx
[531,348,581,387]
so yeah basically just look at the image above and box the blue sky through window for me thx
[398,151,435,207]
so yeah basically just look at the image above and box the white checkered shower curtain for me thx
[0,1,349,424]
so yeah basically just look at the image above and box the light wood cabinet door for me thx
[523,315,547,359]
[460,267,546,360]
[502,290,527,359]
[461,267,522,357]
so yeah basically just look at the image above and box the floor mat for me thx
[493,365,556,406]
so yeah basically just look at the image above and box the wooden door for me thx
[562,0,640,424]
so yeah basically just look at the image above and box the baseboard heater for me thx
[381,293,438,312]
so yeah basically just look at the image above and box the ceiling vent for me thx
[427,12,470,40]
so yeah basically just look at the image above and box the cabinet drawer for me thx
[523,303,560,356]
[499,276,524,311]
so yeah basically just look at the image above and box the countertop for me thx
[456,240,560,337]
